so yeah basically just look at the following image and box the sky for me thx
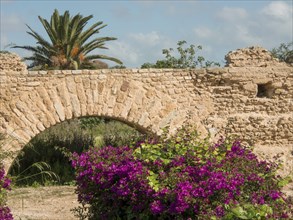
[1,0,292,68]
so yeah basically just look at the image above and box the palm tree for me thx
[13,9,122,70]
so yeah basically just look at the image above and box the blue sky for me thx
[1,0,292,67]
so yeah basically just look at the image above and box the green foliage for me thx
[81,117,143,148]
[11,161,59,187]
[133,127,228,165]
[222,204,273,220]
[133,128,233,192]
[270,42,293,64]
[9,118,142,186]
[72,126,292,219]
[9,119,94,186]
[79,117,105,130]
[12,9,122,70]
[139,127,292,218]
[141,40,220,69]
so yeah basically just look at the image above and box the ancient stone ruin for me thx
[225,46,289,67]
[0,52,27,73]
[0,47,292,177]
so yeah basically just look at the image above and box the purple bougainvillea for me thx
[72,132,292,220]
[0,166,13,220]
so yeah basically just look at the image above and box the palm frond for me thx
[38,16,57,45]
[26,25,53,49]
[79,37,117,55]
[78,22,106,46]
[13,9,122,69]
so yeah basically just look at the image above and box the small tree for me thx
[270,42,293,64]
[141,40,220,69]
[13,9,122,70]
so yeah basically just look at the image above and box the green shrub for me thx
[9,119,93,186]
[72,127,292,219]
[9,118,143,186]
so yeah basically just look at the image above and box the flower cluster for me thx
[0,166,13,220]
[72,146,154,218]
[72,131,292,219]
[0,169,11,192]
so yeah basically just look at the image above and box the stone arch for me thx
[6,115,144,179]
[0,70,205,172]
[3,47,292,174]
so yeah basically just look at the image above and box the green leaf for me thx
[277,176,292,187]
[231,206,249,219]
[147,171,160,192]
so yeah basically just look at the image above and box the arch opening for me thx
[8,116,147,186]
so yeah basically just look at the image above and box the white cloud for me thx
[212,5,272,47]
[235,25,262,45]
[102,31,176,67]
[105,41,140,65]
[261,1,292,21]
[194,25,255,46]
[129,31,161,47]
[194,27,213,39]
[256,1,292,44]
[217,7,248,22]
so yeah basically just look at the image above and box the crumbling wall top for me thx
[0,52,27,73]
[225,46,287,67]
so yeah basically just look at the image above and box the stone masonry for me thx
[0,48,292,176]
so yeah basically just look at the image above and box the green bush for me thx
[270,42,293,64]
[9,118,143,186]
[72,127,292,219]
[9,119,94,186]
[141,40,220,69]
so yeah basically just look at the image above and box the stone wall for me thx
[0,52,27,73]
[0,48,292,175]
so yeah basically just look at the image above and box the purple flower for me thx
[170,156,186,167]
[258,196,265,205]
[2,178,11,190]
[0,206,13,220]
[215,205,225,217]
[269,191,281,200]
[150,200,165,214]
[229,141,245,156]
[170,199,190,214]
[71,137,292,219]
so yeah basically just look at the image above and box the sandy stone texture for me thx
[7,186,78,220]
